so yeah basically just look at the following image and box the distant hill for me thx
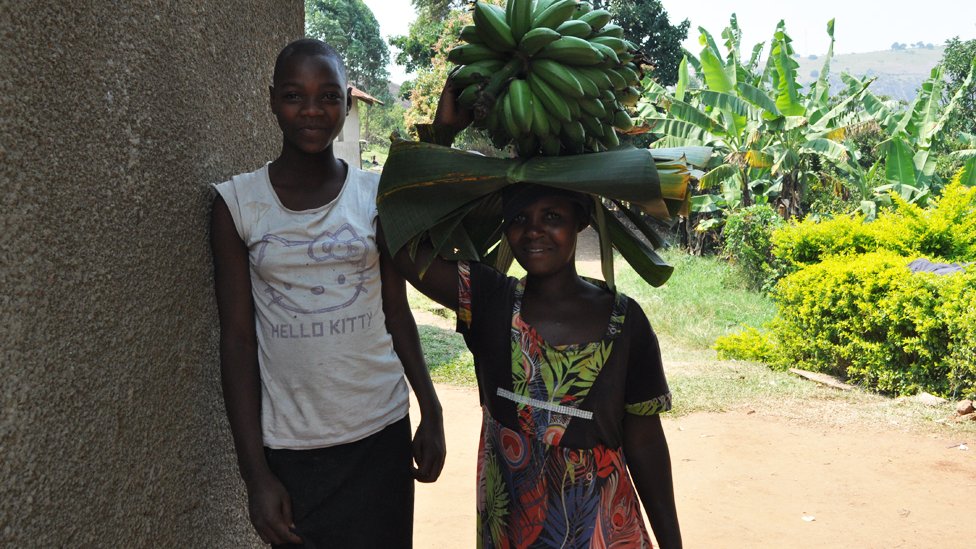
[793,46,945,103]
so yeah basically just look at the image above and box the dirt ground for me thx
[410,386,974,549]
[408,230,975,548]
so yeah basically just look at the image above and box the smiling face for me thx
[504,194,587,278]
[269,52,350,156]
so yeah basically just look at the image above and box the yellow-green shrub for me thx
[714,326,778,363]
[772,181,976,270]
[771,251,976,397]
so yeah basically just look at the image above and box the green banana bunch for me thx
[446,0,644,157]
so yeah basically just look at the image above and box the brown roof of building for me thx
[350,86,384,105]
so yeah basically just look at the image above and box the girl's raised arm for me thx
[388,236,460,312]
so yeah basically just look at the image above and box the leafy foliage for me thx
[724,181,976,397]
[590,0,690,86]
[305,0,391,97]
[714,327,778,363]
[940,37,976,136]
[636,17,870,226]
[772,180,976,271]
[722,204,786,292]
[410,0,466,19]
[770,251,976,398]
[389,16,447,74]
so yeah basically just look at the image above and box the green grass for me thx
[617,249,777,351]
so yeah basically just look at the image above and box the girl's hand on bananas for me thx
[433,81,474,143]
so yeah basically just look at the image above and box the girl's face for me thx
[270,54,350,155]
[505,195,584,278]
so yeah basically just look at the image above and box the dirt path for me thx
[411,385,975,548]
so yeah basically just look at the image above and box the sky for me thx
[362,0,976,85]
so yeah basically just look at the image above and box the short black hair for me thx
[272,38,346,85]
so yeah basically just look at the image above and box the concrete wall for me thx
[335,100,363,168]
[1,2,302,545]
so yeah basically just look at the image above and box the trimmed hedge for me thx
[716,180,976,399]
[772,181,976,271]
[770,251,976,398]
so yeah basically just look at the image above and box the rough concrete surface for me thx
[1,2,302,546]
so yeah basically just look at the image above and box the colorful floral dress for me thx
[456,262,673,549]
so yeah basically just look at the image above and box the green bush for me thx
[722,204,786,293]
[771,213,882,270]
[714,327,778,363]
[940,273,976,398]
[770,251,976,398]
[771,181,976,271]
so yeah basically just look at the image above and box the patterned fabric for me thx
[458,263,670,549]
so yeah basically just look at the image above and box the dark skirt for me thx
[265,415,414,549]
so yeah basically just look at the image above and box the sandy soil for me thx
[409,229,976,548]
[411,386,975,548]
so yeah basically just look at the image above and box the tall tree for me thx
[305,0,391,99]
[941,37,976,136]
[389,17,446,74]
[592,0,690,86]
[410,0,466,20]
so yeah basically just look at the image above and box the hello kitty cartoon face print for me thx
[254,222,371,314]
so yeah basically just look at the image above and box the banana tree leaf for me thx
[770,27,804,116]
[699,40,734,93]
[648,146,714,168]
[645,118,714,143]
[801,138,849,163]
[951,148,976,160]
[958,158,976,187]
[721,14,743,63]
[675,56,689,102]
[601,203,674,287]
[682,48,702,76]
[669,99,721,133]
[915,65,946,148]
[914,148,937,178]
[699,90,750,116]
[699,163,739,189]
[736,82,781,118]
[881,137,917,186]
[746,149,773,169]
[927,58,976,147]
[809,78,871,132]
[697,27,725,71]
[772,149,799,174]
[691,193,725,213]
[648,134,708,149]
[378,139,701,287]
[811,19,835,106]
[745,41,765,77]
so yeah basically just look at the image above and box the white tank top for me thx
[214,163,408,449]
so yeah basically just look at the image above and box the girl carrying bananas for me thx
[395,84,682,548]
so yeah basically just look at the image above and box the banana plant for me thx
[847,57,976,208]
[635,16,867,223]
